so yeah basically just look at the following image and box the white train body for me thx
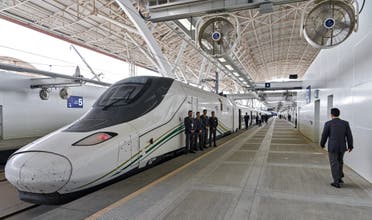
[5,76,263,204]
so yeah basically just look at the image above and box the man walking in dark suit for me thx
[184,110,196,154]
[201,109,209,148]
[244,113,249,129]
[209,111,218,147]
[320,108,353,188]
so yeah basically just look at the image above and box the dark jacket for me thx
[184,117,195,134]
[209,117,218,129]
[200,115,209,130]
[320,118,353,153]
[194,117,203,132]
[244,115,249,122]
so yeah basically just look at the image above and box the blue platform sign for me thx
[67,96,83,108]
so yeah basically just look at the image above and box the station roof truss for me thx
[0,0,319,95]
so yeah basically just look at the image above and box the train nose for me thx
[5,152,72,193]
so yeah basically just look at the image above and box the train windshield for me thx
[65,77,174,132]
[95,80,150,110]
[96,82,149,110]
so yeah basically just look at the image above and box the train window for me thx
[96,81,150,109]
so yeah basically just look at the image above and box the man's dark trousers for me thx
[329,151,345,183]
[185,133,193,152]
[202,128,208,147]
[209,128,216,147]
[197,132,203,150]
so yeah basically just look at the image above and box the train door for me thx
[297,107,301,130]
[118,127,139,167]
[327,95,333,117]
[0,105,2,140]
[238,109,242,130]
[314,100,320,143]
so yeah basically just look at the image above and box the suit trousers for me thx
[328,151,345,183]
[185,133,193,152]
[197,132,203,150]
[202,129,208,147]
[209,128,217,147]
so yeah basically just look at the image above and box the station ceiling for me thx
[0,0,317,99]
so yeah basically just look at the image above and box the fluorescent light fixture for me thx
[179,19,195,30]
[243,81,248,84]
[201,40,212,50]
[239,77,244,81]
[218,58,226,62]
[233,72,239,77]
[225,65,233,70]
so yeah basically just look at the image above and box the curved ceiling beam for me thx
[114,0,173,77]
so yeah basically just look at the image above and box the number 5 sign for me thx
[67,96,84,108]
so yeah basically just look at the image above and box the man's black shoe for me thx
[331,183,341,188]
[339,179,344,184]
[190,150,196,153]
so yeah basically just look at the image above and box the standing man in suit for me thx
[201,109,209,148]
[320,108,353,188]
[244,113,249,129]
[184,110,196,154]
[194,111,204,151]
[258,114,262,127]
[209,111,218,147]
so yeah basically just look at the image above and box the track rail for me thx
[0,204,40,219]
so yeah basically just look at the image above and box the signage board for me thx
[67,96,83,108]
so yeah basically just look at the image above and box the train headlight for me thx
[72,132,117,146]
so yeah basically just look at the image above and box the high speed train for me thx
[5,76,267,204]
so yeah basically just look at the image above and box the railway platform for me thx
[4,119,372,220]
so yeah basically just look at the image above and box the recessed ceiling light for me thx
[233,72,239,77]
[225,65,233,70]
[239,77,244,81]
[218,58,226,62]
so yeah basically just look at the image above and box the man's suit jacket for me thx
[244,115,249,123]
[194,117,204,132]
[320,118,353,153]
[201,115,209,130]
[184,117,195,134]
[209,117,218,130]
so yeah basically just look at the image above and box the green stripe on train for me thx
[73,124,184,190]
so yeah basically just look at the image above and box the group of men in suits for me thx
[184,109,218,154]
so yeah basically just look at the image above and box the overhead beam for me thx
[147,0,307,22]
[172,40,188,82]
[115,0,173,77]
[0,63,111,87]
[255,80,303,89]
[227,92,260,100]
